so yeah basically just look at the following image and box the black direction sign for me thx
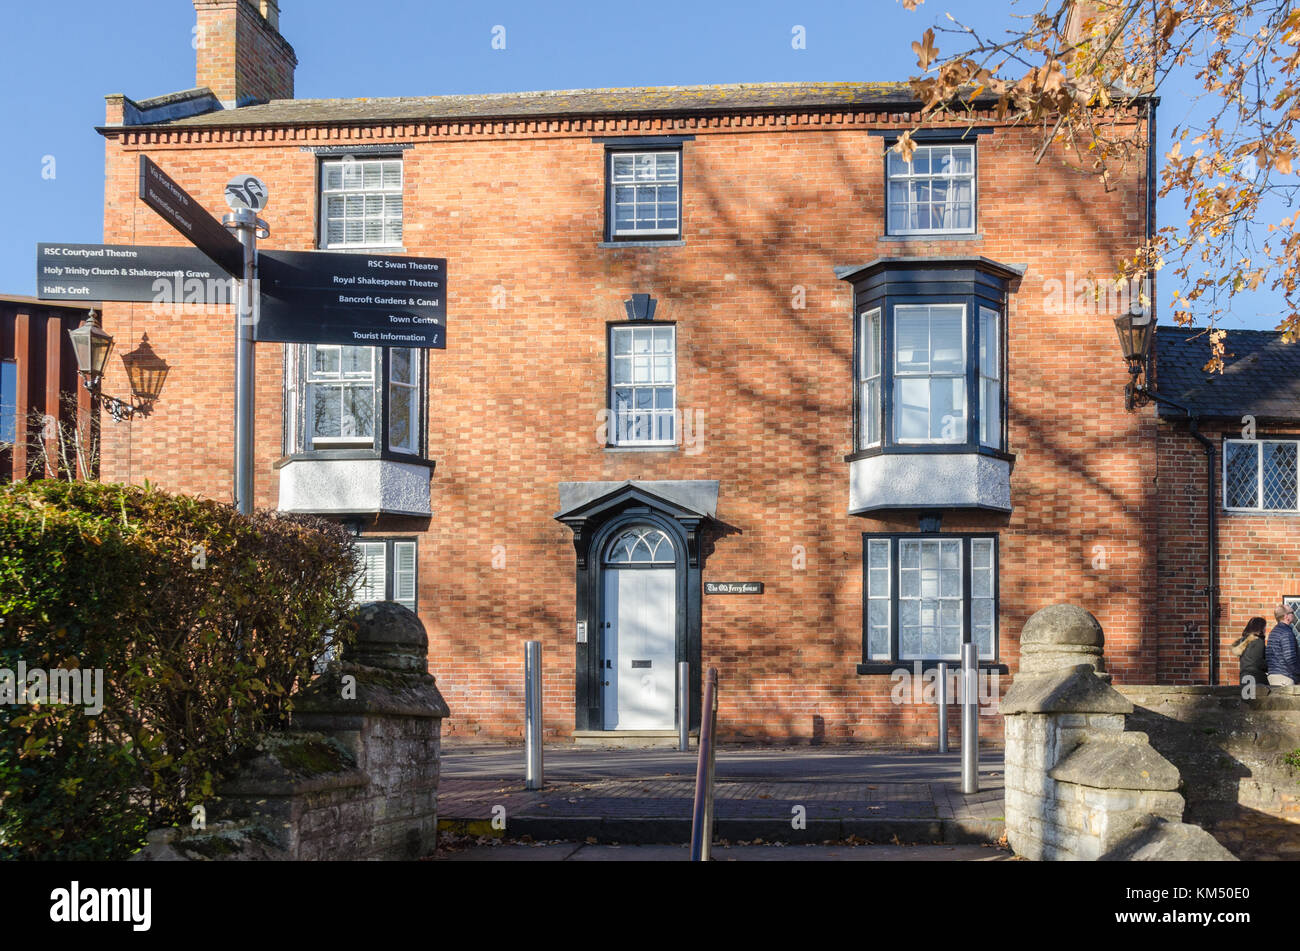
[138,156,242,275]
[256,295,446,349]
[36,243,234,304]
[259,250,445,319]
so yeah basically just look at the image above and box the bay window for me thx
[284,344,425,456]
[840,257,1021,515]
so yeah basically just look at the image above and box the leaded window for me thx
[1224,438,1300,512]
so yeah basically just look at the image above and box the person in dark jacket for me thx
[1230,616,1268,687]
[1265,604,1300,686]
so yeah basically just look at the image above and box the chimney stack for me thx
[193,0,297,108]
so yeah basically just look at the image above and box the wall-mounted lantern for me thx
[67,312,170,422]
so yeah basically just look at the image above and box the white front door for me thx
[603,567,676,729]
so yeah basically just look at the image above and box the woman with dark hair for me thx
[1230,616,1268,687]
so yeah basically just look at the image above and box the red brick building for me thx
[93,0,1174,744]
[1155,328,1300,686]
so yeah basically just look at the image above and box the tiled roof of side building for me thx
[1155,325,1300,421]
[135,81,941,128]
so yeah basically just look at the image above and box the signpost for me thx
[258,250,446,349]
[40,154,449,517]
[138,156,243,275]
[36,243,232,304]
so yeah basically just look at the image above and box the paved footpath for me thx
[432,841,1013,861]
[438,744,1005,846]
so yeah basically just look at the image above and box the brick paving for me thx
[437,747,1006,840]
[440,776,999,822]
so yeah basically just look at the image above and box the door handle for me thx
[605,659,612,669]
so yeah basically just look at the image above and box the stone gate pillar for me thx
[1001,604,1234,861]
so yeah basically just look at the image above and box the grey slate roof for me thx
[1156,325,1300,420]
[141,81,925,129]
[556,481,719,520]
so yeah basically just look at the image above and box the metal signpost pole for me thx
[525,640,544,790]
[223,207,263,515]
[960,642,979,794]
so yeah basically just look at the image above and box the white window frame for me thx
[1223,438,1300,513]
[978,306,1001,449]
[892,303,968,445]
[609,324,677,447]
[353,538,418,613]
[320,157,404,250]
[608,150,681,239]
[886,143,977,236]
[305,344,377,449]
[859,308,882,448]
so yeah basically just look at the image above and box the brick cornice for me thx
[99,104,1145,148]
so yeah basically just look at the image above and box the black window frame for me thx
[352,535,420,613]
[858,532,1005,674]
[845,260,1016,462]
[602,140,686,243]
[605,319,679,449]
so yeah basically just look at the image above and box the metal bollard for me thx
[678,662,690,752]
[937,661,949,754]
[960,642,978,794]
[525,640,543,790]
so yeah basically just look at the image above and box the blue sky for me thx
[0,0,1285,330]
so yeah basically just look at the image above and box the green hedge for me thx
[0,480,359,860]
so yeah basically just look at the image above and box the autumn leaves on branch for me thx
[901,0,1300,366]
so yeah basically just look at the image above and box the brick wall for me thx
[194,0,295,105]
[1156,422,1300,684]
[99,104,1159,744]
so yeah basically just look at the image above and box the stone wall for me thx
[1119,684,1300,860]
[133,602,450,861]
[1003,604,1236,861]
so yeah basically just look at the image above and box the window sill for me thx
[275,450,436,471]
[857,662,1008,675]
[604,445,679,453]
[879,233,983,242]
[845,445,1016,465]
[599,239,685,248]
